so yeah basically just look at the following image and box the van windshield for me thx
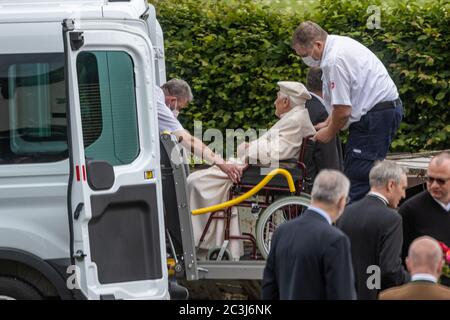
[0,53,68,164]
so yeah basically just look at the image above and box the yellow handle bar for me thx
[191,168,296,215]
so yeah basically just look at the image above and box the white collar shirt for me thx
[411,273,438,283]
[308,206,332,225]
[368,191,389,206]
[320,35,399,125]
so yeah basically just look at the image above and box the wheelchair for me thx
[160,132,316,277]
[193,136,316,260]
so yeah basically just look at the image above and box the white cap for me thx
[277,81,311,102]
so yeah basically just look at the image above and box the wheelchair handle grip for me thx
[191,168,296,215]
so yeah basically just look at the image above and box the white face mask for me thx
[301,45,321,67]
[168,98,178,117]
[302,55,320,67]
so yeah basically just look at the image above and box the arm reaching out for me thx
[174,129,244,183]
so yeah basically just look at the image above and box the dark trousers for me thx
[344,99,403,202]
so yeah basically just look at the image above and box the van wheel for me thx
[0,276,42,300]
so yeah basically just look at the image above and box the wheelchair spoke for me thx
[256,196,311,259]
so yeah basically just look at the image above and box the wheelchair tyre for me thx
[256,196,311,260]
[208,248,231,261]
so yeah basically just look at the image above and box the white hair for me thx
[311,170,350,205]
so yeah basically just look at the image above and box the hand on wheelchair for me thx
[216,162,247,183]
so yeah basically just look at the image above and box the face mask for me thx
[172,109,180,118]
[301,45,321,67]
[169,99,178,111]
[302,55,320,67]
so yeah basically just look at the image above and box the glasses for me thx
[425,176,450,185]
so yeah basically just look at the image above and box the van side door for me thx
[63,19,167,300]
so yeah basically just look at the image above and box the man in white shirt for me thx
[156,79,243,183]
[291,21,403,202]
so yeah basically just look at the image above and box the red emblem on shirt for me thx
[330,81,336,90]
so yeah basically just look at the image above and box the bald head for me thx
[406,236,444,277]
[430,151,450,167]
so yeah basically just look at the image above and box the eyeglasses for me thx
[425,176,450,185]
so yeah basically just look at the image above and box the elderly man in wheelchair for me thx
[187,81,316,261]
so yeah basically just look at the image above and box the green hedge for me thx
[150,0,450,152]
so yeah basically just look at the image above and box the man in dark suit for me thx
[304,67,343,181]
[337,160,410,300]
[262,170,356,300]
[379,236,450,300]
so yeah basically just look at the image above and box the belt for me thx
[368,98,401,113]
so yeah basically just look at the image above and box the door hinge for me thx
[153,47,164,59]
[73,250,87,261]
[73,202,84,220]
[69,31,84,51]
[62,19,75,32]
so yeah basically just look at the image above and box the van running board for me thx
[195,260,266,280]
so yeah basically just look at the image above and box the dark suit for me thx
[337,194,410,299]
[262,209,356,300]
[305,95,343,180]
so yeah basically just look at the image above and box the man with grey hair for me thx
[379,236,450,299]
[161,78,193,118]
[156,79,243,183]
[337,160,410,299]
[292,21,403,203]
[399,151,450,286]
[263,170,356,300]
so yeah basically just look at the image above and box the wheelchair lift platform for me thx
[196,260,266,280]
[160,133,307,283]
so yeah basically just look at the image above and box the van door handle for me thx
[74,203,84,220]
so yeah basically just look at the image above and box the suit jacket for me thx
[262,209,356,300]
[379,280,450,300]
[305,95,343,180]
[337,194,410,300]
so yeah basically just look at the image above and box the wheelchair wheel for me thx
[208,248,231,261]
[256,196,310,259]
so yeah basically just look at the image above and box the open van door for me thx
[62,19,168,300]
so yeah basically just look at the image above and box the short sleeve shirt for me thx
[320,35,399,124]
[155,86,184,133]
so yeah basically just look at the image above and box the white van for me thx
[0,0,170,300]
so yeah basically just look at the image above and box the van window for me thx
[0,53,68,164]
[76,51,140,166]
